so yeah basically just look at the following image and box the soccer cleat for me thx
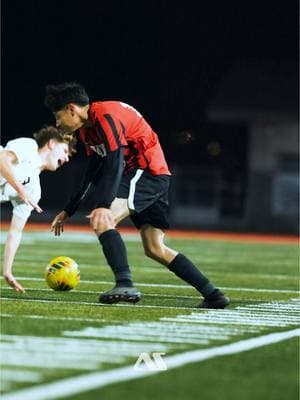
[198,289,230,309]
[99,286,142,304]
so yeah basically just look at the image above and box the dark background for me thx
[2,1,297,156]
[1,1,299,229]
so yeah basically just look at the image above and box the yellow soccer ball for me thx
[45,256,80,291]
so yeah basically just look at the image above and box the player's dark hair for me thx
[33,125,77,154]
[44,82,90,112]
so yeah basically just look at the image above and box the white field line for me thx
[1,304,299,326]
[0,313,109,323]
[1,313,258,336]
[0,297,201,311]
[6,267,299,280]
[0,370,44,392]
[1,300,298,375]
[0,369,43,383]
[1,329,299,400]
[1,286,292,303]
[1,335,169,370]
[3,299,299,339]
[2,287,202,299]
[6,311,289,326]
[1,296,299,312]
[0,276,298,294]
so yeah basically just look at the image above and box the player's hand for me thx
[26,198,43,213]
[86,208,115,231]
[51,210,69,236]
[18,188,43,213]
[4,273,26,293]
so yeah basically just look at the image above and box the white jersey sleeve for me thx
[10,173,41,221]
[1,137,42,221]
[10,201,33,221]
[5,138,38,163]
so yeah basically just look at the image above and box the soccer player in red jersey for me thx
[44,82,229,308]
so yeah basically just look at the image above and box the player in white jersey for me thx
[0,126,76,292]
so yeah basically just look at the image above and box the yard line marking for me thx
[4,299,298,340]
[0,313,109,323]
[0,297,199,311]
[161,300,300,327]
[1,296,299,312]
[1,329,299,400]
[162,317,297,327]
[63,300,300,343]
[1,313,254,335]
[5,266,298,280]
[1,334,169,370]
[1,369,43,383]
[1,300,298,394]
[220,287,298,294]
[1,276,298,294]
[0,312,277,327]
[63,322,252,343]
[1,287,201,299]
[236,304,300,312]
[0,369,43,392]
[1,286,298,301]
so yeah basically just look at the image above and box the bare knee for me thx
[141,225,178,265]
[144,243,159,259]
[92,224,114,237]
[144,242,168,264]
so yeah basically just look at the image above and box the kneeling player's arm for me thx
[93,147,124,209]
[3,214,27,277]
[64,153,103,217]
[0,150,24,196]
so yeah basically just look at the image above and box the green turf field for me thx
[0,229,299,400]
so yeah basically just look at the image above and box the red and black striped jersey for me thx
[79,101,171,176]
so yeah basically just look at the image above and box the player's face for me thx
[47,142,70,171]
[54,106,84,133]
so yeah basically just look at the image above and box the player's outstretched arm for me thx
[51,210,69,236]
[3,214,27,293]
[0,150,43,213]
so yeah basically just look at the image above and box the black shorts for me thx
[117,169,171,230]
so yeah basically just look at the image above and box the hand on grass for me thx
[4,273,26,293]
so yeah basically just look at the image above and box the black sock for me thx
[168,253,216,297]
[98,229,133,287]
